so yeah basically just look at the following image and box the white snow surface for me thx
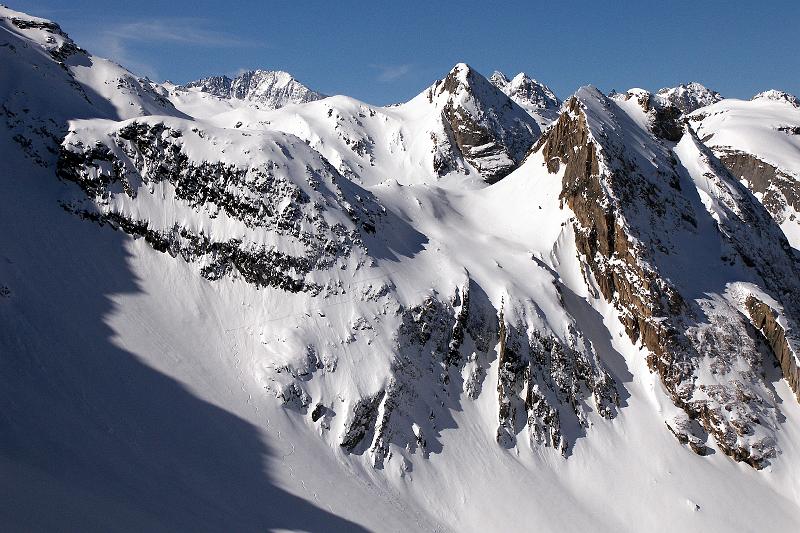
[689,95,800,248]
[690,96,800,178]
[2,5,800,533]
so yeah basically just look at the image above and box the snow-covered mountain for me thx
[656,82,723,114]
[176,69,326,109]
[3,5,800,532]
[688,91,800,248]
[489,70,561,128]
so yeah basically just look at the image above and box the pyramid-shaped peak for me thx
[490,70,511,86]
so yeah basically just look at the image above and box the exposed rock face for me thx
[612,88,684,142]
[537,87,800,467]
[714,149,800,224]
[427,63,540,183]
[57,119,380,292]
[9,16,84,62]
[327,280,619,467]
[178,70,326,109]
[496,306,618,455]
[746,297,800,402]
[490,71,561,128]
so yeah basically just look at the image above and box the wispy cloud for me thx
[83,18,263,80]
[108,18,256,47]
[371,64,412,83]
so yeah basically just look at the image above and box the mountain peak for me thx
[489,69,561,128]
[423,64,540,182]
[491,71,560,108]
[490,70,510,86]
[178,69,326,109]
[752,89,799,107]
[655,82,723,113]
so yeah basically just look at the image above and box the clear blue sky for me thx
[10,0,800,105]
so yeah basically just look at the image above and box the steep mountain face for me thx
[538,87,800,466]
[489,70,561,128]
[3,5,800,532]
[177,69,326,109]
[610,83,722,142]
[688,92,800,249]
[610,88,686,142]
[424,63,540,182]
[54,92,618,470]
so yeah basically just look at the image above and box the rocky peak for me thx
[752,90,799,107]
[656,82,723,114]
[490,70,561,128]
[424,63,540,183]
[615,87,654,110]
[178,69,326,109]
[489,70,510,86]
[492,71,560,110]
[537,86,800,467]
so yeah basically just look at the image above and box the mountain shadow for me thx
[0,133,367,532]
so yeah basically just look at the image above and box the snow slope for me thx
[2,5,800,532]
[689,94,800,248]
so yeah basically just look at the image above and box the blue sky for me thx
[11,0,800,105]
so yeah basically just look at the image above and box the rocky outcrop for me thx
[613,88,684,141]
[496,306,618,455]
[427,64,540,183]
[284,277,619,467]
[746,297,800,401]
[57,120,381,292]
[537,87,800,467]
[713,149,799,225]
